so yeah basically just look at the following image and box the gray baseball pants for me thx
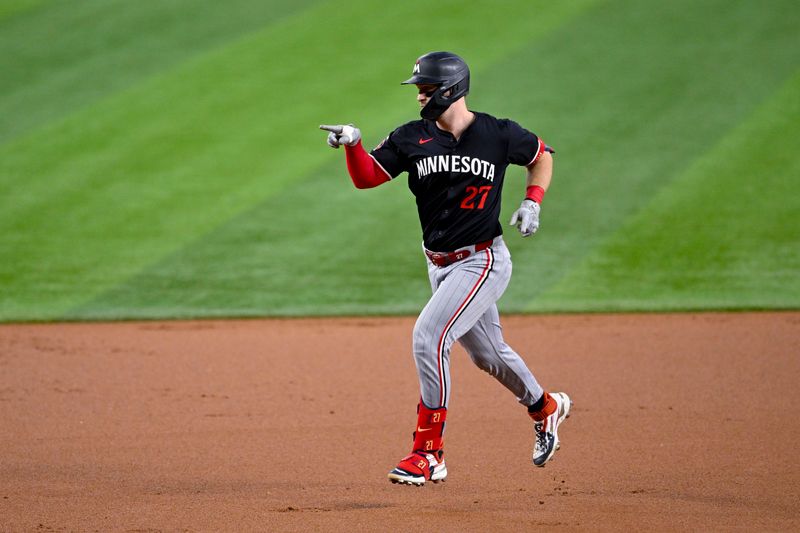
[413,236,544,409]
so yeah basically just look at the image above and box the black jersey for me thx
[370,111,545,252]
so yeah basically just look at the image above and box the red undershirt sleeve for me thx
[344,141,391,189]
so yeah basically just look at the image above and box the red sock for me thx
[528,392,556,421]
[413,402,447,452]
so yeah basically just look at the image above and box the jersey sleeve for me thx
[503,119,545,167]
[369,129,408,179]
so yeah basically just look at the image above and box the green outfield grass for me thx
[1,0,798,321]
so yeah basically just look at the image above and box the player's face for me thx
[416,84,438,108]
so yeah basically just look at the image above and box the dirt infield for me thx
[1,312,798,531]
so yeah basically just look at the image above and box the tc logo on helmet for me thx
[413,61,420,74]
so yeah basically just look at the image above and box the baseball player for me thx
[320,51,571,486]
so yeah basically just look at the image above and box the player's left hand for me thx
[319,124,361,148]
[509,199,540,237]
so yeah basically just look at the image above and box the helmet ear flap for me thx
[438,73,470,103]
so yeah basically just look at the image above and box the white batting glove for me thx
[509,199,541,237]
[319,124,361,148]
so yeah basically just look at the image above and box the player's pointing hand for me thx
[320,124,361,148]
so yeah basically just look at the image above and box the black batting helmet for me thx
[401,51,470,120]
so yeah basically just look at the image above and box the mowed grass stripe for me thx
[0,0,319,144]
[534,70,800,312]
[1,1,598,321]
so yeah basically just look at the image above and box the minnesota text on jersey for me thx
[415,155,496,182]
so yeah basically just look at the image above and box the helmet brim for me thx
[401,74,443,85]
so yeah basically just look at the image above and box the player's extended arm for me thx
[510,150,553,237]
[319,124,390,189]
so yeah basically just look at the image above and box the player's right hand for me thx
[509,199,541,237]
[319,124,361,148]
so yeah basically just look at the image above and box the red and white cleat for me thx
[388,449,447,486]
[530,391,572,467]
